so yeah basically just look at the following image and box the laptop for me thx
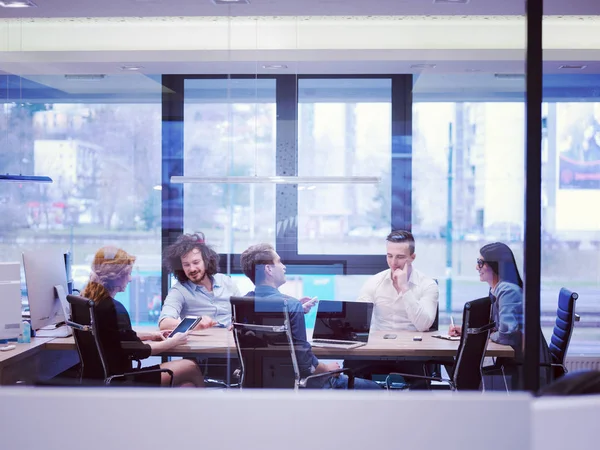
[311,300,374,349]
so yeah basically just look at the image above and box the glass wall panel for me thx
[0,74,162,326]
[297,78,392,255]
[183,78,277,256]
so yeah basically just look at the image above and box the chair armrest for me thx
[66,321,90,332]
[298,368,355,389]
[232,323,286,333]
[385,372,453,390]
[107,368,174,387]
[204,378,241,388]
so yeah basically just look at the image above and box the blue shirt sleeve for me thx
[490,282,523,347]
[159,287,185,324]
[286,298,319,377]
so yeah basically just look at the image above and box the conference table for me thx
[46,327,514,358]
[1,328,513,386]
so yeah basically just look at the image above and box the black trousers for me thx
[344,360,434,390]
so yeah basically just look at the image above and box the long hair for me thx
[81,246,136,302]
[163,232,219,283]
[480,242,523,288]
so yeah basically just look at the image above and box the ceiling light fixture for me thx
[153,185,162,191]
[432,0,469,4]
[0,1,37,7]
[494,73,525,80]
[411,64,437,69]
[171,176,380,185]
[559,64,587,70]
[211,0,250,4]
[262,64,288,70]
[0,174,52,183]
[64,74,106,81]
[120,65,144,71]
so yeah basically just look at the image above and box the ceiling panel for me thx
[0,0,599,19]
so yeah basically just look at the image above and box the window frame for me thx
[160,74,413,298]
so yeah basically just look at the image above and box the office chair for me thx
[231,296,355,390]
[385,297,494,391]
[537,370,600,396]
[66,294,174,387]
[484,287,581,391]
[548,288,579,380]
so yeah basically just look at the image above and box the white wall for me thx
[533,396,600,450]
[0,389,530,450]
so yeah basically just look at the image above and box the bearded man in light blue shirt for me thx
[159,232,241,331]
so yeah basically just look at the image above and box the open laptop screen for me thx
[312,301,374,343]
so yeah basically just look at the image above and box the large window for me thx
[183,78,277,255]
[297,78,392,255]
[412,76,600,354]
[1,75,162,326]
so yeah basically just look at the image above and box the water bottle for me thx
[17,321,31,344]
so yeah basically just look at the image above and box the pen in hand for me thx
[450,315,455,328]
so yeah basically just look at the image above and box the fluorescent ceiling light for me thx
[171,176,380,185]
[120,65,144,71]
[0,1,37,7]
[411,64,436,69]
[494,73,525,80]
[262,64,288,70]
[0,174,52,183]
[211,0,250,4]
[559,64,587,70]
[64,74,106,81]
[153,185,162,191]
[432,0,469,3]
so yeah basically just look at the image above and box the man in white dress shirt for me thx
[357,230,439,332]
[350,230,439,388]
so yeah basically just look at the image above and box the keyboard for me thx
[35,325,72,338]
[311,339,366,349]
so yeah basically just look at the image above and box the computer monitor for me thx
[23,249,70,331]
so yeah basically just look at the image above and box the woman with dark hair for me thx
[449,242,551,389]
[81,246,205,387]
[159,232,241,331]
[449,242,523,347]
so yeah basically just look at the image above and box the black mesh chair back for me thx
[230,295,353,389]
[231,296,298,388]
[429,279,439,331]
[452,296,494,391]
[549,288,578,378]
[429,305,439,332]
[67,294,173,386]
[67,294,109,381]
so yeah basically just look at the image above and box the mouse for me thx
[412,336,423,341]
[0,344,17,352]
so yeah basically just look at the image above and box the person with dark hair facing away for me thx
[159,232,241,331]
[240,243,381,389]
[357,230,439,332]
[449,242,552,390]
[82,246,205,387]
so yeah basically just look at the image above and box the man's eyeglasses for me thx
[476,258,486,269]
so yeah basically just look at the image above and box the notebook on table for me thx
[431,334,461,341]
[311,300,374,350]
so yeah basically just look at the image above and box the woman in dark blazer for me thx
[80,246,205,387]
[449,242,552,389]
